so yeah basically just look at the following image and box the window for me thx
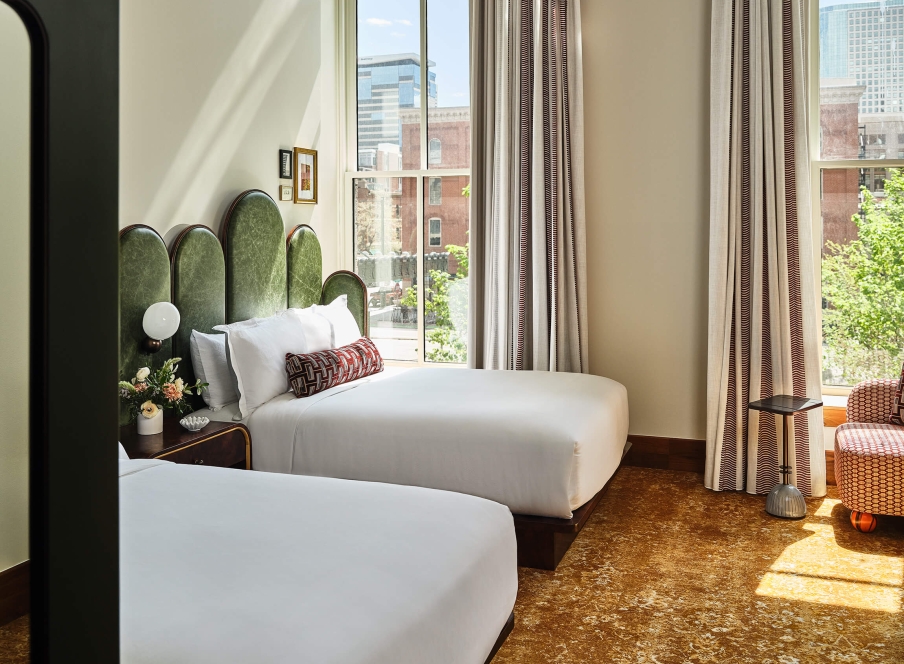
[428,138,442,164]
[428,176,442,205]
[428,218,442,246]
[347,0,470,365]
[817,0,904,389]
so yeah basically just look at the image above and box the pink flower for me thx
[134,382,147,392]
[162,382,183,402]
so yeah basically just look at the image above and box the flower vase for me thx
[136,408,163,435]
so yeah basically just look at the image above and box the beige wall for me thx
[0,2,31,572]
[120,0,340,273]
[582,0,711,440]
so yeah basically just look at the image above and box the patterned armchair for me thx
[834,379,904,532]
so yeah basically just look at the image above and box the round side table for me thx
[748,395,823,519]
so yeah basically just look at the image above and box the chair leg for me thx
[850,510,878,533]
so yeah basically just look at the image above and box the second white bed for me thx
[199,367,629,519]
[120,458,516,663]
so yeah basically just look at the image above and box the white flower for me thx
[135,367,150,382]
[174,378,184,392]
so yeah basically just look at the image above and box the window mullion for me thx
[416,176,426,366]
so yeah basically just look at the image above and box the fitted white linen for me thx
[119,459,516,664]
[248,368,629,518]
[189,330,238,410]
[189,367,412,425]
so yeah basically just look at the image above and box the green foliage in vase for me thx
[118,357,207,422]
[823,168,904,384]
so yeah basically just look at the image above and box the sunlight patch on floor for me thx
[755,498,902,613]
[757,571,901,613]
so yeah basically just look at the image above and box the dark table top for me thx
[119,417,245,459]
[748,395,823,415]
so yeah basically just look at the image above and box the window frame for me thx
[339,0,470,367]
[809,0,904,396]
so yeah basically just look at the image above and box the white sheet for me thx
[190,366,411,425]
[119,459,516,664]
[248,368,629,518]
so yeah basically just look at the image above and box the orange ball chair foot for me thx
[850,510,878,533]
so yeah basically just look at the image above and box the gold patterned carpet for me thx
[1,467,902,663]
[495,466,904,664]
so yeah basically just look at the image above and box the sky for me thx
[357,0,470,106]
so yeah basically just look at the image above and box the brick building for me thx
[819,78,901,251]
[400,106,470,270]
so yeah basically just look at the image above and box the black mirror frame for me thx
[3,0,120,661]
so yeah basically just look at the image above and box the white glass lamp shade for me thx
[142,301,180,341]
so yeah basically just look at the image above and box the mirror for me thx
[0,0,31,645]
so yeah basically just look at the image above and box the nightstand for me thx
[119,417,251,469]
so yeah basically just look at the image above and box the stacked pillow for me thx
[188,297,368,419]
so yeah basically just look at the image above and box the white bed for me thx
[195,367,629,519]
[119,457,517,664]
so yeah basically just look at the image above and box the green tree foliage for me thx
[400,242,469,363]
[823,168,904,384]
[398,181,471,363]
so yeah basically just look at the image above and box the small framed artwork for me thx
[279,185,293,202]
[293,147,317,204]
[279,149,293,179]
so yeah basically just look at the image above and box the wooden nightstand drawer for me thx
[120,419,251,470]
[158,429,247,468]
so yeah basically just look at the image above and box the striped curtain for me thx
[708,0,825,497]
[468,0,588,372]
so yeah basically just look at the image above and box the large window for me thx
[348,0,470,364]
[817,0,904,388]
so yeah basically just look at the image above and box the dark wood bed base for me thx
[485,612,515,663]
[512,442,630,570]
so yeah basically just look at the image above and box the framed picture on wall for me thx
[279,149,293,179]
[293,147,317,204]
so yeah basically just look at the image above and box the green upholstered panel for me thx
[119,225,171,425]
[171,225,226,409]
[287,225,323,309]
[321,270,369,337]
[221,190,287,323]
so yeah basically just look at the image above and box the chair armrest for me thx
[846,379,899,424]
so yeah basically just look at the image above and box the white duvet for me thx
[243,367,629,519]
[120,459,517,664]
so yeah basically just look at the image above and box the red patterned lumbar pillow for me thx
[890,360,904,425]
[286,337,383,398]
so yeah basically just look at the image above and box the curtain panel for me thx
[469,0,588,372]
[708,0,825,497]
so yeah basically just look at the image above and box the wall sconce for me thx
[141,301,180,354]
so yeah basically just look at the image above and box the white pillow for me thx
[118,442,130,460]
[213,313,310,419]
[285,307,332,353]
[314,295,362,348]
[189,330,239,411]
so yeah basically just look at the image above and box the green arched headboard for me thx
[322,270,369,337]
[220,189,287,323]
[119,224,171,424]
[120,193,371,420]
[171,224,226,406]
[287,224,322,309]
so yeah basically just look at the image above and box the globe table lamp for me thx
[141,301,180,354]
